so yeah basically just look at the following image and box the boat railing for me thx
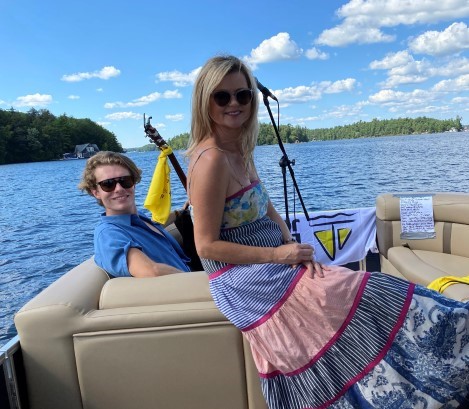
[0,335,25,409]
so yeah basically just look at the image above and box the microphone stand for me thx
[260,94,310,230]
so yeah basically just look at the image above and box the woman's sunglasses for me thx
[96,175,135,192]
[212,88,253,107]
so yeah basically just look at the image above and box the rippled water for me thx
[1,132,469,346]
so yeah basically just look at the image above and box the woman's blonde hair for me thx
[186,55,259,169]
[78,151,142,206]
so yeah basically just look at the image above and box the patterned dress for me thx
[196,180,469,409]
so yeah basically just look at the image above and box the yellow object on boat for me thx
[427,275,469,293]
[144,146,172,225]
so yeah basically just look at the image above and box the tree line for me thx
[1,108,463,164]
[150,116,464,151]
[0,108,123,165]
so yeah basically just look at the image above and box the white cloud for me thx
[403,105,450,115]
[68,95,80,100]
[317,25,394,47]
[370,50,469,88]
[275,79,356,103]
[322,78,356,93]
[381,74,429,88]
[244,33,303,67]
[366,68,469,117]
[294,101,369,124]
[369,89,433,105]
[323,104,365,119]
[156,67,201,86]
[276,86,323,102]
[431,73,469,92]
[305,47,329,60]
[104,112,141,120]
[409,22,469,56]
[316,0,469,47]
[452,96,469,103]
[165,114,184,121]
[369,50,414,70]
[104,90,182,109]
[14,93,53,107]
[378,56,432,88]
[61,66,121,82]
[429,57,469,77]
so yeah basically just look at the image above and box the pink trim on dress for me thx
[309,283,416,409]
[257,277,415,382]
[242,267,307,332]
[258,272,371,378]
[246,267,367,374]
[225,180,259,201]
[208,264,235,280]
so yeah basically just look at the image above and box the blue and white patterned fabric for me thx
[197,181,469,408]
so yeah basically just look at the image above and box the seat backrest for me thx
[376,192,469,258]
[14,259,266,409]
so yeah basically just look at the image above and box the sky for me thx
[1,0,469,149]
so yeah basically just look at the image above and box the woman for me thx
[79,151,190,278]
[187,55,469,408]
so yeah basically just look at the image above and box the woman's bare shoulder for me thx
[190,145,227,170]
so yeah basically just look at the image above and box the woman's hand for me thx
[303,260,324,278]
[273,243,324,278]
[273,242,314,265]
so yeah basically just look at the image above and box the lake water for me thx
[1,132,469,347]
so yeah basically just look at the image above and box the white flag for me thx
[284,207,377,266]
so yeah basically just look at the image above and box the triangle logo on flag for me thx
[314,229,335,260]
[337,228,352,250]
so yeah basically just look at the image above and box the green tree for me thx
[0,108,123,164]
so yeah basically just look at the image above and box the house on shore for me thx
[75,143,99,158]
[63,143,100,159]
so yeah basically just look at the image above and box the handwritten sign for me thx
[399,195,435,239]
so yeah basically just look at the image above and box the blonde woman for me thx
[186,55,469,408]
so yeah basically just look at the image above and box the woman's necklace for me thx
[225,152,250,188]
[212,133,250,188]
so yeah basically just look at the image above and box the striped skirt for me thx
[208,264,469,408]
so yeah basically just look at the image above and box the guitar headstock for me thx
[143,114,167,149]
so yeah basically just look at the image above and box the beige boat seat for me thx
[14,258,267,409]
[376,192,469,302]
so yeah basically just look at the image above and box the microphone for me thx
[255,78,278,101]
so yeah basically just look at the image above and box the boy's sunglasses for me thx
[212,88,253,107]
[96,175,135,192]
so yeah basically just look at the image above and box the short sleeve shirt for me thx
[94,212,191,277]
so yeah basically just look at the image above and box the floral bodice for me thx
[221,180,269,229]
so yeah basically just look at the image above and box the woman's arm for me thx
[266,199,323,277]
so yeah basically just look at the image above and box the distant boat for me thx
[62,153,79,160]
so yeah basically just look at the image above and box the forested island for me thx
[0,107,464,164]
[0,108,123,165]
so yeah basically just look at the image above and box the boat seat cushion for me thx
[99,271,211,309]
[387,247,469,301]
[376,192,469,302]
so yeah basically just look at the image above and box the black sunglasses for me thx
[96,175,135,192]
[212,88,253,107]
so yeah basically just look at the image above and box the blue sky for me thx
[1,0,469,149]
